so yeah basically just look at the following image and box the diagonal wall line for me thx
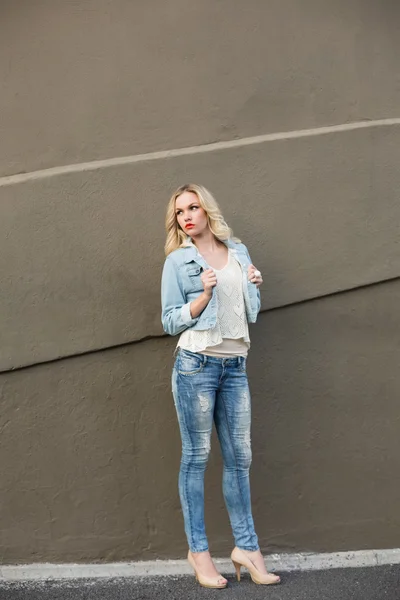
[1,274,399,376]
[1,118,400,188]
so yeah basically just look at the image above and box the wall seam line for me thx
[1,274,399,376]
[1,118,400,187]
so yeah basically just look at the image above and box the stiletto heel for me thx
[232,560,241,582]
[230,547,280,585]
[187,551,228,589]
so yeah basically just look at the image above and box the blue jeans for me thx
[172,348,259,553]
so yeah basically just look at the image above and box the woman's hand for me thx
[189,269,216,318]
[201,268,217,297]
[248,264,263,288]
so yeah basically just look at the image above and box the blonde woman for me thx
[161,184,280,589]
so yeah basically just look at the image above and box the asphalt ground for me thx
[1,565,399,600]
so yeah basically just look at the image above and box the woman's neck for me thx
[192,230,223,255]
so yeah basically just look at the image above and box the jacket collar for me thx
[182,237,238,265]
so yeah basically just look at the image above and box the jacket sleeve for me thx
[243,245,261,315]
[161,257,199,336]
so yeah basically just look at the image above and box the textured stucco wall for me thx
[1,0,400,178]
[0,0,399,563]
[1,283,400,563]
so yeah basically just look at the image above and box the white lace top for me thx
[178,250,250,357]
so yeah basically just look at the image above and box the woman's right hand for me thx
[189,269,217,319]
[201,268,217,297]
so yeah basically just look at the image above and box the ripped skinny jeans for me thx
[172,348,259,553]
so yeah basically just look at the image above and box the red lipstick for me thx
[185,224,195,229]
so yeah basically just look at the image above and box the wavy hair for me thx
[164,183,240,256]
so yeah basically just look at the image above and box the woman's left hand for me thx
[248,264,263,288]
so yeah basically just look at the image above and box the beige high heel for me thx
[187,551,228,589]
[231,547,281,585]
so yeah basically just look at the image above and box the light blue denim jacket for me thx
[161,239,261,336]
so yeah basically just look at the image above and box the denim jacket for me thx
[161,239,261,336]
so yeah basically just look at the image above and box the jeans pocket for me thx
[238,357,247,373]
[178,350,205,375]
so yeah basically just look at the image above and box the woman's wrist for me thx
[190,291,212,319]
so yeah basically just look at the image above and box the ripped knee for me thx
[182,432,211,466]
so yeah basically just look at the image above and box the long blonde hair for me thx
[164,183,239,256]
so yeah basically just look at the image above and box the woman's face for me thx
[175,191,208,237]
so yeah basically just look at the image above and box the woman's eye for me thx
[191,206,198,210]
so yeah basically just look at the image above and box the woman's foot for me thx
[231,547,280,585]
[241,549,269,574]
[188,550,228,588]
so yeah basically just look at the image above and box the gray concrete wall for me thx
[0,0,399,563]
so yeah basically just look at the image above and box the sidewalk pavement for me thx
[1,565,399,600]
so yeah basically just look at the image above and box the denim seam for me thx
[177,366,205,376]
[174,377,195,551]
[239,368,259,551]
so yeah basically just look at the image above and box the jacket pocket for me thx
[186,265,203,293]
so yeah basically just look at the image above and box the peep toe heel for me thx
[187,551,228,589]
[231,547,280,585]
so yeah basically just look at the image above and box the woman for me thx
[161,183,280,589]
